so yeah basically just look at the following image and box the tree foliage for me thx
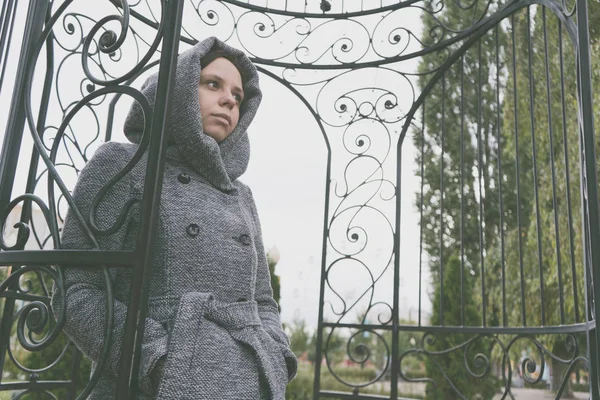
[425,256,497,399]
[415,0,600,397]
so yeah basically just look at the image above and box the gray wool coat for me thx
[52,37,297,399]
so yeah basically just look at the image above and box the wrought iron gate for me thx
[0,0,598,399]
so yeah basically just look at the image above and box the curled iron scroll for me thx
[2,0,166,398]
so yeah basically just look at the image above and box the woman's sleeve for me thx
[244,187,298,382]
[51,142,168,396]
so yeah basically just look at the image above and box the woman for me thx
[52,37,297,399]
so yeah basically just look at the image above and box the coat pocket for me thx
[190,321,263,399]
[246,327,291,399]
[146,295,179,333]
[279,342,299,382]
[156,292,213,399]
[258,328,298,383]
[156,292,265,400]
[260,329,289,376]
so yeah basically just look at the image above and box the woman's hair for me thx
[200,50,247,85]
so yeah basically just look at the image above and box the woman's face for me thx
[198,57,244,142]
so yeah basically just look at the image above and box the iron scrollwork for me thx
[0,0,597,398]
[399,333,588,399]
[1,0,164,398]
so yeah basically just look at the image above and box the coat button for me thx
[238,234,251,246]
[178,173,191,184]
[186,223,199,237]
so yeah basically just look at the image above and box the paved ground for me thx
[492,388,589,399]
[374,381,589,399]
[394,382,590,399]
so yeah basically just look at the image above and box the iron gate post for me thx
[115,0,185,397]
[0,0,47,217]
[576,0,600,396]
[0,0,48,383]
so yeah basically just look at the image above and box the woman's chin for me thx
[204,129,229,143]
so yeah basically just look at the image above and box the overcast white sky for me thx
[0,0,430,330]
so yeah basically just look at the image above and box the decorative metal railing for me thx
[0,0,598,399]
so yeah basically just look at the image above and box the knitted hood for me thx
[123,37,262,192]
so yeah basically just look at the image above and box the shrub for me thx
[286,363,424,400]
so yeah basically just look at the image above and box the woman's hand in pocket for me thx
[150,355,167,393]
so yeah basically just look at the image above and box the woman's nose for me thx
[220,92,236,108]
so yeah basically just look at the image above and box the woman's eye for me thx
[207,81,219,89]
[234,94,242,103]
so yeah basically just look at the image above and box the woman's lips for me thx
[211,114,231,125]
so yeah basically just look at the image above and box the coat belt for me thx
[203,296,262,329]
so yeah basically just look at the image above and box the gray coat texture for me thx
[52,37,297,399]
